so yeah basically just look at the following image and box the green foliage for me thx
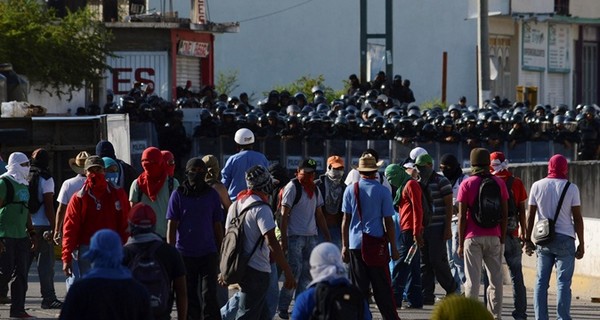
[419,98,446,110]
[214,69,239,97]
[0,0,114,100]
[268,75,346,103]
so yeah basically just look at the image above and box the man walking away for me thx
[525,154,584,320]
[457,148,508,319]
[341,154,401,320]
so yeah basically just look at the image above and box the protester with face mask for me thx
[314,155,346,248]
[415,153,458,305]
[439,153,467,294]
[166,157,224,320]
[62,155,130,286]
[103,157,120,186]
[0,152,35,318]
[129,147,179,238]
[278,158,331,319]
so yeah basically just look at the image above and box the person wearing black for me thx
[577,105,600,160]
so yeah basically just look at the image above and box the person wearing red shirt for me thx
[62,156,130,283]
[385,162,424,309]
[483,152,529,320]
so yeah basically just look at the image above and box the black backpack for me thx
[472,173,503,228]
[505,176,519,232]
[27,167,44,214]
[1,177,26,209]
[127,241,171,319]
[220,200,269,285]
[310,282,365,320]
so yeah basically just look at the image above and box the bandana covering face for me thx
[2,152,30,185]
[161,150,175,177]
[308,242,347,287]
[440,153,462,185]
[326,168,344,183]
[385,164,412,206]
[85,173,108,197]
[490,152,509,175]
[137,147,167,201]
[547,154,568,179]
[202,154,221,185]
[296,171,316,199]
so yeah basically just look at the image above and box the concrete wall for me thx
[570,0,600,19]
[510,161,600,298]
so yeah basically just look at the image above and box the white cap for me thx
[234,128,255,145]
[409,147,428,161]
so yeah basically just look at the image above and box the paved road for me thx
[1,261,598,319]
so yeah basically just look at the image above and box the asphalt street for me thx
[1,261,598,319]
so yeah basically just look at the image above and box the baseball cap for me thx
[299,158,317,173]
[128,203,157,229]
[84,156,105,171]
[327,156,344,169]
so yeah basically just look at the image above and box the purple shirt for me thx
[456,175,508,239]
[166,188,224,257]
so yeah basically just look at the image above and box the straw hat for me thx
[68,151,90,175]
[354,153,383,172]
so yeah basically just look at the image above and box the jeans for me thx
[27,226,57,302]
[66,245,91,291]
[319,225,342,249]
[421,224,457,302]
[534,233,575,320]
[221,263,278,320]
[391,230,423,307]
[483,234,527,319]
[464,236,503,319]
[236,267,271,320]
[182,253,221,320]
[446,219,465,290]
[0,237,30,315]
[278,235,316,312]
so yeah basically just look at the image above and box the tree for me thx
[0,0,113,100]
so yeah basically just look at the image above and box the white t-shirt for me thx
[225,195,275,273]
[528,178,581,239]
[57,175,86,205]
[281,180,324,236]
[31,176,54,226]
[344,169,392,193]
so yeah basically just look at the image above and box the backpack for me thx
[418,176,433,228]
[220,200,269,285]
[505,176,519,232]
[137,176,174,203]
[471,174,503,228]
[1,177,26,209]
[127,241,171,318]
[27,167,43,214]
[310,282,365,320]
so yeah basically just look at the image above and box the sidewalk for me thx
[1,261,598,319]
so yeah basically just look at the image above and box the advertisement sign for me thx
[522,22,547,71]
[548,24,570,73]
[178,41,210,58]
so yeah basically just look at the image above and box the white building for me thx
[159,0,599,107]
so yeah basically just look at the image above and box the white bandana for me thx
[308,243,347,287]
[490,158,509,175]
[1,152,30,185]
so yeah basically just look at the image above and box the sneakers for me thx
[277,310,289,319]
[41,299,63,309]
[9,311,36,319]
[0,295,11,304]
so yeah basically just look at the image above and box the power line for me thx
[237,0,315,23]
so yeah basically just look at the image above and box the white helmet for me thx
[234,128,255,145]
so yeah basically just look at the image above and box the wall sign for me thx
[548,24,570,73]
[522,22,547,71]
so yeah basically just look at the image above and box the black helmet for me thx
[335,116,349,127]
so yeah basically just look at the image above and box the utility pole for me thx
[478,0,490,107]
[360,0,393,84]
